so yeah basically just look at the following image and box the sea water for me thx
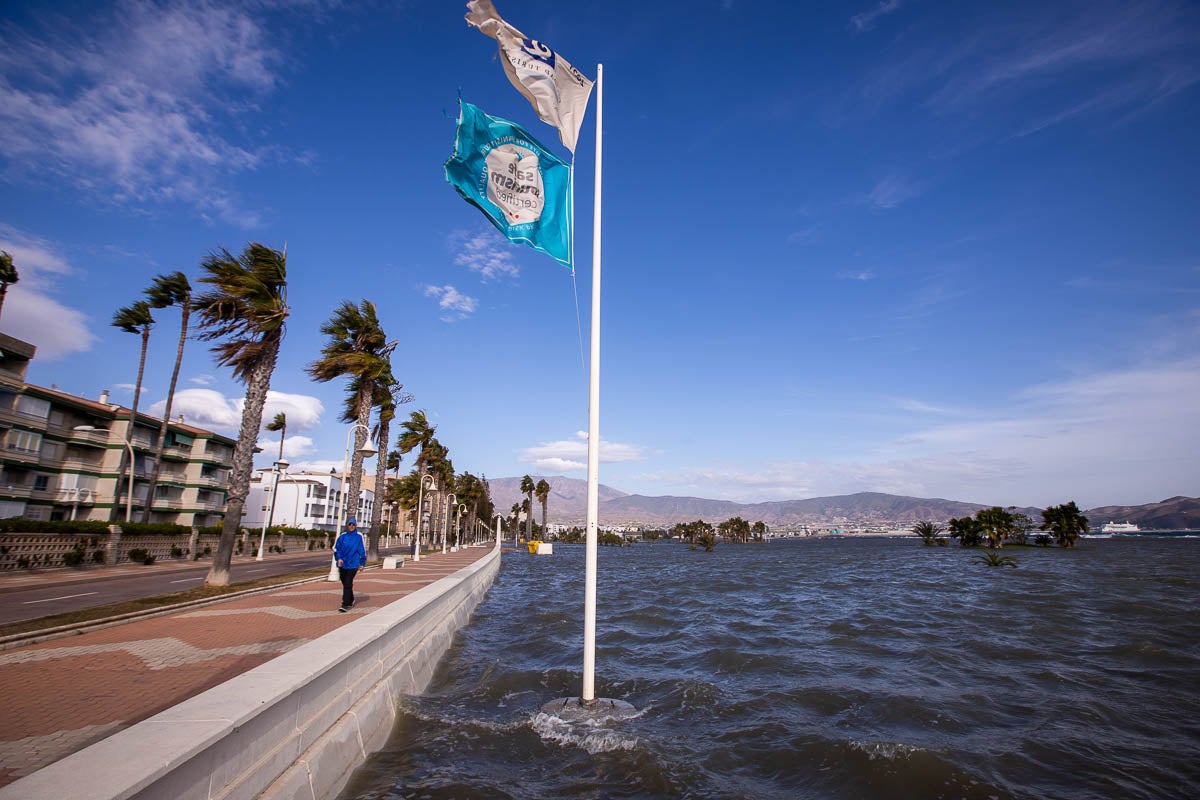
[339,536,1200,799]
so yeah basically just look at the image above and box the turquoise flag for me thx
[444,101,572,269]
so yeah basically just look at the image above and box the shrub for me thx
[170,546,183,558]
[63,549,85,567]
[92,549,106,563]
[16,556,30,568]
[127,548,148,563]
[202,546,212,556]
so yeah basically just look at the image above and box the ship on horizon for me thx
[1101,521,1140,533]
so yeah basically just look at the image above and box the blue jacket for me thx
[334,530,366,569]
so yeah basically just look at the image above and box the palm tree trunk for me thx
[525,492,533,541]
[368,415,390,560]
[0,285,7,319]
[345,381,373,532]
[141,305,189,523]
[206,345,278,586]
[112,329,150,522]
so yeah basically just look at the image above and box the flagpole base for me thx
[541,697,637,723]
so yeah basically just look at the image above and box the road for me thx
[0,550,369,625]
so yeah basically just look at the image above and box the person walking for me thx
[334,517,366,612]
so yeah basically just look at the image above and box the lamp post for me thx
[256,458,289,561]
[328,423,376,582]
[414,471,436,563]
[442,493,456,554]
[73,426,134,522]
[451,502,467,552]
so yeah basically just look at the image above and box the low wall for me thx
[0,543,501,800]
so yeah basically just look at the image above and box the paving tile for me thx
[0,546,491,787]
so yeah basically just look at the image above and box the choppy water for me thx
[339,537,1200,799]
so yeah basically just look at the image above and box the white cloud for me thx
[146,388,324,434]
[188,374,216,386]
[450,229,520,281]
[838,268,876,281]
[0,226,96,359]
[0,0,290,225]
[521,431,647,472]
[424,285,478,321]
[851,0,902,32]
[256,435,316,461]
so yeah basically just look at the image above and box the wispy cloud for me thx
[450,229,520,281]
[838,268,876,281]
[0,226,96,359]
[145,389,325,433]
[634,357,1200,508]
[851,0,902,33]
[866,174,925,209]
[424,285,478,321]
[521,431,647,472]
[188,374,217,386]
[0,0,302,225]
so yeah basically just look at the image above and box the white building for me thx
[243,469,374,533]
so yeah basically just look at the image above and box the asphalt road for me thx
[0,551,350,625]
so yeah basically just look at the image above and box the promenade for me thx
[0,546,493,789]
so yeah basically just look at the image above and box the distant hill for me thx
[1083,496,1200,531]
[487,477,1041,527]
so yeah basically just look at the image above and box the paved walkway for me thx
[0,546,493,788]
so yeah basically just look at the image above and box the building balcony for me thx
[2,446,41,465]
[149,497,185,511]
[196,449,234,466]
[67,427,111,448]
[1,483,34,499]
[195,493,226,510]
[54,487,98,505]
[196,472,228,487]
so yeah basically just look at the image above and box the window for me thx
[33,475,49,491]
[49,410,65,426]
[6,429,42,454]
[0,500,27,518]
[15,395,51,419]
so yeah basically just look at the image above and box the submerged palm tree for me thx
[520,475,535,541]
[111,300,155,521]
[976,551,1018,568]
[1041,502,1089,548]
[141,271,192,523]
[912,520,943,546]
[308,299,394,534]
[194,243,289,587]
[535,478,550,538]
[0,250,18,320]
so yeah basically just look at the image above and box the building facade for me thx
[242,470,375,533]
[0,333,235,526]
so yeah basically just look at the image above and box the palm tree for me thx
[947,516,983,547]
[111,300,155,521]
[307,299,394,537]
[535,478,551,538]
[976,506,1016,549]
[1041,501,1089,548]
[520,475,535,541]
[0,250,18,319]
[140,271,192,523]
[397,410,437,471]
[265,412,287,462]
[912,520,943,546]
[193,243,289,587]
[366,376,413,559]
[976,551,1018,568]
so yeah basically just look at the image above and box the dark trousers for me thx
[338,567,358,608]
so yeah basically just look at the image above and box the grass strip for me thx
[0,565,332,639]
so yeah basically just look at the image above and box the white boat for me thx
[1101,521,1140,533]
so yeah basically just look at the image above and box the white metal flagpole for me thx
[581,62,603,704]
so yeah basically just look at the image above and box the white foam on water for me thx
[529,710,640,754]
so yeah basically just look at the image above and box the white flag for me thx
[465,0,594,153]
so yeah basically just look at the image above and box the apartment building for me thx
[0,333,234,526]
[242,469,374,533]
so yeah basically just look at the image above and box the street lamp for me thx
[442,492,457,554]
[256,458,289,561]
[414,470,437,562]
[73,426,134,522]
[452,502,467,552]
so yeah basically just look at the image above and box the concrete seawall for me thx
[0,543,501,800]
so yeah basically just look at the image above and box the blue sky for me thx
[1,0,1197,510]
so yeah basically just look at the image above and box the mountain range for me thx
[487,476,1198,530]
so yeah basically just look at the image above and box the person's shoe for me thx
[338,606,348,613]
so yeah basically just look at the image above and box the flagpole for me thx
[581,63,603,705]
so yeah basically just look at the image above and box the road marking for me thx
[170,577,202,583]
[23,592,98,604]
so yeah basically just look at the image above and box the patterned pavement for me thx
[0,546,493,787]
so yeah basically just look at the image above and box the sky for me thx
[1,0,1198,511]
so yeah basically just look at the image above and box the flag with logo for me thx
[465,0,594,153]
[444,101,573,269]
